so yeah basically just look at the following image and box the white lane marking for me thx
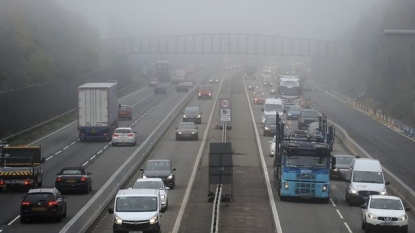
[82,161,89,166]
[330,198,336,207]
[7,215,20,226]
[46,156,53,161]
[63,146,69,150]
[90,155,96,160]
[243,78,283,233]
[336,209,344,219]
[70,141,77,145]
[55,151,62,155]
[28,121,77,145]
[97,150,103,155]
[344,222,353,233]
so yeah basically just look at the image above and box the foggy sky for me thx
[59,0,385,41]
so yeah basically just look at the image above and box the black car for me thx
[286,105,302,120]
[20,188,67,223]
[176,122,199,141]
[298,109,320,129]
[209,77,219,84]
[176,83,188,92]
[183,106,202,124]
[330,155,358,180]
[55,167,92,194]
[263,115,277,136]
[154,84,167,94]
[141,159,176,189]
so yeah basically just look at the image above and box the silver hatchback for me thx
[112,127,137,146]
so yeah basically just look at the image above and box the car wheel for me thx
[171,183,175,190]
[84,184,90,194]
[402,225,408,233]
[62,207,67,218]
[56,212,63,222]
[195,136,198,141]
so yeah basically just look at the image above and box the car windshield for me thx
[25,193,54,202]
[353,171,384,183]
[336,156,354,166]
[134,181,164,190]
[145,161,171,171]
[120,106,130,111]
[185,108,199,114]
[264,103,283,112]
[179,124,196,129]
[116,196,158,212]
[199,86,211,91]
[284,155,328,168]
[370,198,403,210]
[265,117,277,124]
[62,169,84,175]
[115,129,132,134]
[301,111,319,118]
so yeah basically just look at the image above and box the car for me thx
[183,80,194,88]
[263,115,277,136]
[361,195,410,233]
[175,122,199,141]
[108,189,162,233]
[148,77,159,87]
[198,85,213,99]
[254,94,267,105]
[247,82,259,91]
[118,104,132,120]
[253,88,265,97]
[133,178,169,212]
[268,135,276,157]
[297,109,320,129]
[183,106,202,124]
[112,127,137,146]
[286,105,302,120]
[176,82,188,92]
[141,159,176,189]
[55,167,92,194]
[263,77,273,86]
[330,154,357,180]
[270,88,277,95]
[209,77,219,84]
[154,84,167,94]
[20,188,67,223]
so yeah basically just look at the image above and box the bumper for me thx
[176,133,198,140]
[263,129,276,136]
[280,181,330,198]
[366,222,408,232]
[112,138,136,144]
[113,222,160,233]
[198,94,212,99]
[183,118,201,123]
[56,183,88,191]
[348,193,368,204]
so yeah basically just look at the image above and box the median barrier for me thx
[330,120,415,214]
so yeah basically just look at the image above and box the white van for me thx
[345,158,390,205]
[261,98,284,124]
[108,189,162,233]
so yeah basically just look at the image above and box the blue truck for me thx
[78,83,118,142]
[273,114,333,203]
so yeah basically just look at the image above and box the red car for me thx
[198,85,213,100]
[254,94,267,105]
[118,105,132,120]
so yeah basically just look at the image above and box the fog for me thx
[59,0,385,41]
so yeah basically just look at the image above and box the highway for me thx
[2,68,415,233]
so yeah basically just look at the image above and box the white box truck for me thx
[78,83,118,142]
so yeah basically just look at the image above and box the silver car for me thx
[133,178,169,212]
[112,127,137,146]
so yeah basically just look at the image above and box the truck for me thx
[0,146,45,191]
[78,83,118,142]
[272,114,334,203]
[277,75,303,111]
[155,61,170,82]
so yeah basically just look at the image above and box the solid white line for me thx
[330,198,336,207]
[55,151,62,155]
[172,71,234,233]
[344,222,353,233]
[336,209,344,219]
[243,78,283,233]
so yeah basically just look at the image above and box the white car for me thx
[269,135,276,157]
[112,127,137,146]
[133,178,169,212]
[361,195,410,233]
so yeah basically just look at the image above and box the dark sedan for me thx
[141,159,176,189]
[55,167,92,194]
[330,154,358,180]
[176,83,188,92]
[183,106,202,124]
[176,122,199,141]
[298,109,320,129]
[154,84,167,94]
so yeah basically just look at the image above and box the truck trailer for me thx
[155,61,170,82]
[78,83,118,142]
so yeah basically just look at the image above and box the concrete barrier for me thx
[330,120,415,213]
[59,87,196,233]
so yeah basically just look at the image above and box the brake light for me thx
[48,201,58,206]
[113,134,119,137]
[24,180,32,185]
[22,201,31,206]
[0,180,4,185]
[56,177,62,182]
[80,177,87,182]
[127,134,134,137]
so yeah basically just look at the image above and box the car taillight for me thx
[22,201,31,206]
[127,134,134,137]
[48,201,58,206]
[80,177,87,182]
[0,180,4,185]
[24,180,32,185]
[113,134,119,137]
[56,177,62,182]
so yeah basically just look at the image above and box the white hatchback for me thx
[361,195,410,233]
[133,178,169,212]
[112,127,137,146]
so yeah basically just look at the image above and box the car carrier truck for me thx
[0,146,45,191]
[78,82,118,142]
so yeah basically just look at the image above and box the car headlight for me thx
[197,115,201,118]
[368,213,377,219]
[208,93,211,96]
[332,168,338,171]
[349,189,358,195]
[322,184,328,192]
[398,215,407,221]
[264,127,270,130]
[149,215,159,224]
[167,174,173,179]
[380,190,387,195]
[114,215,123,225]
[160,194,166,199]
[142,174,147,178]
[183,115,187,118]
[192,132,195,134]
[198,93,201,96]
[284,182,289,190]
[178,131,182,134]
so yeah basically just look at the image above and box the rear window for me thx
[120,106,130,111]
[25,193,54,202]
[62,169,84,175]
[115,129,132,134]
[199,86,212,91]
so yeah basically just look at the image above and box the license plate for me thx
[66,178,77,183]
[129,231,143,233]
[32,207,47,211]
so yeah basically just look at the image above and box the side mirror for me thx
[405,207,411,211]
[108,207,114,214]
[331,156,336,166]
[173,168,177,171]
[385,181,390,185]
[360,204,367,209]
[41,157,46,163]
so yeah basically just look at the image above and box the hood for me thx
[369,209,405,218]
[115,211,158,221]
[352,182,386,192]
[144,170,172,178]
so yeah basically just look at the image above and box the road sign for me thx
[220,108,231,121]
[220,98,230,108]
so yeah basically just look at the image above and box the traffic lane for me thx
[0,89,191,232]
[86,78,220,233]
[305,90,415,191]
